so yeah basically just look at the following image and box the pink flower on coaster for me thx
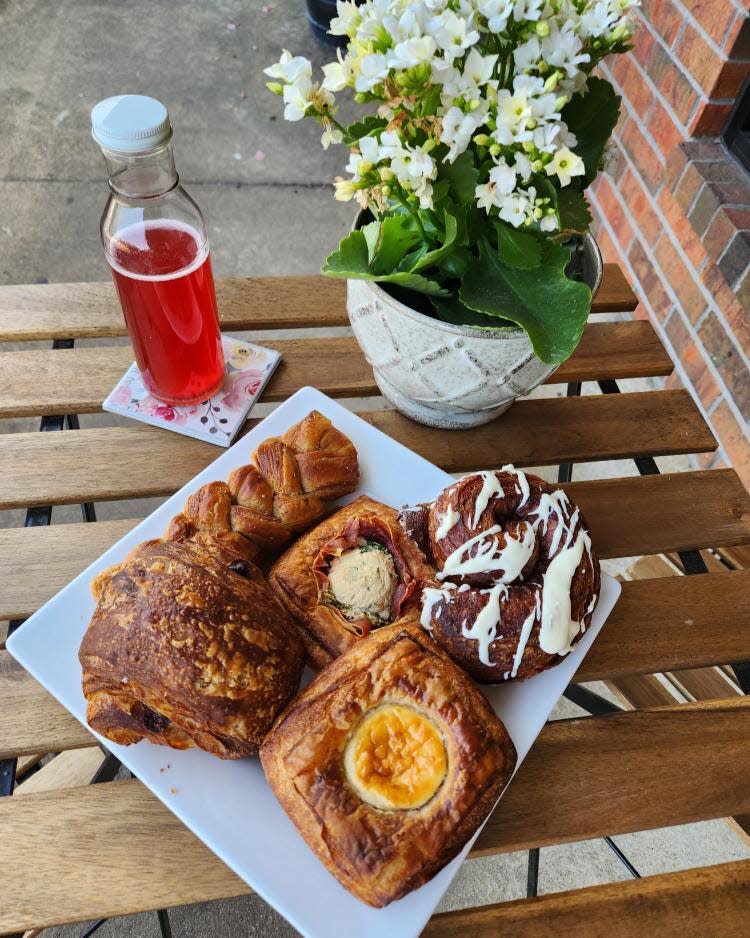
[220,368,265,409]
[110,383,134,407]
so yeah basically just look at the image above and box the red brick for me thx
[619,120,664,193]
[654,235,708,322]
[613,55,655,118]
[680,1,737,51]
[664,370,683,391]
[665,307,695,358]
[726,12,750,59]
[712,60,750,99]
[642,0,682,47]
[674,162,705,214]
[634,25,657,70]
[678,329,722,410]
[710,400,750,491]
[699,310,750,420]
[596,176,633,250]
[647,41,699,124]
[629,237,673,321]
[700,262,750,350]
[690,102,733,136]
[665,141,691,190]
[622,168,662,245]
[703,208,743,264]
[594,224,618,265]
[677,23,725,95]
[647,97,684,159]
[657,187,708,269]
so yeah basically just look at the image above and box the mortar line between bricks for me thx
[716,240,750,289]
[634,11,709,106]
[593,171,750,379]
[671,0,737,61]
[590,186,749,432]
[0,177,333,189]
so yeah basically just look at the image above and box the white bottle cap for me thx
[91,95,172,154]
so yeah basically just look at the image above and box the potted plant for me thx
[265,0,637,428]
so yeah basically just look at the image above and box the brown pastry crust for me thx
[267,495,436,668]
[79,535,304,758]
[408,470,600,683]
[165,410,359,556]
[260,623,517,907]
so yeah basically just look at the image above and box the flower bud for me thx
[522,141,535,153]
[555,94,569,111]
[358,160,373,175]
[526,118,537,130]
[354,92,370,104]
[489,143,501,157]
[535,20,550,37]
[468,98,482,112]
[379,167,394,181]
[532,159,544,172]
[473,134,492,146]
[266,82,284,96]
[381,185,391,197]
[533,207,543,220]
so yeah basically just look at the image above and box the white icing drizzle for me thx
[471,471,505,527]
[437,523,535,583]
[420,586,445,632]
[435,504,460,540]
[510,590,541,678]
[461,582,508,665]
[538,528,591,655]
[501,463,531,509]
[531,489,572,557]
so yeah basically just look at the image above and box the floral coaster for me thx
[102,336,281,447]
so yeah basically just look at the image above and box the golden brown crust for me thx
[267,496,436,668]
[260,623,517,907]
[165,410,359,557]
[413,470,601,682]
[79,536,304,758]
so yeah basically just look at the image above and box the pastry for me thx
[402,466,600,682]
[166,410,359,556]
[79,534,304,758]
[260,623,517,907]
[267,495,435,668]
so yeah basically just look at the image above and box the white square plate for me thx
[7,386,621,938]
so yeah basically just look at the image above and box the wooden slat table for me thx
[1,268,749,936]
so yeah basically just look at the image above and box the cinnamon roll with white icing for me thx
[399,467,600,683]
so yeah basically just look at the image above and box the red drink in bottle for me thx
[92,95,225,404]
[108,221,224,404]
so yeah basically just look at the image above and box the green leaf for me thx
[364,216,422,274]
[432,295,515,329]
[556,189,593,234]
[438,150,479,204]
[458,239,592,364]
[494,221,543,269]
[562,77,620,187]
[342,115,388,146]
[439,247,473,278]
[408,212,458,273]
[321,229,449,296]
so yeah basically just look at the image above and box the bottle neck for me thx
[102,142,179,199]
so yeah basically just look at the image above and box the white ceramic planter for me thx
[347,233,603,429]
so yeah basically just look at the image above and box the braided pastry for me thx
[166,410,359,556]
[400,466,600,683]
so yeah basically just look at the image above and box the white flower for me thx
[478,0,513,34]
[354,53,390,93]
[334,178,358,201]
[513,36,541,73]
[540,212,559,232]
[513,0,544,22]
[514,150,534,182]
[542,24,590,78]
[494,89,533,145]
[321,120,343,150]
[377,129,404,161]
[264,50,312,85]
[346,134,380,177]
[390,35,438,68]
[415,177,434,209]
[462,48,498,87]
[322,51,353,91]
[475,178,497,213]
[429,9,479,60]
[546,146,585,186]
[282,78,314,121]
[498,191,530,227]
[489,158,517,195]
[329,0,361,36]
[440,106,481,162]
[391,144,437,188]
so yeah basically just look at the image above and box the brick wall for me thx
[588,2,750,488]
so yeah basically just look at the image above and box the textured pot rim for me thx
[350,210,603,342]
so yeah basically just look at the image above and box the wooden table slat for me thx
[4,567,750,758]
[0,266,636,341]
[0,392,717,510]
[0,471,747,624]
[424,859,750,938]
[0,321,673,419]
[1,697,748,933]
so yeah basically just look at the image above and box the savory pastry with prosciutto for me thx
[79,534,304,758]
[260,623,517,907]
[267,495,435,668]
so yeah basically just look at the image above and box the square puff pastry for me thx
[260,623,517,907]
[267,495,435,668]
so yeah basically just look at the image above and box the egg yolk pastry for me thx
[260,623,517,907]
[267,495,435,668]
